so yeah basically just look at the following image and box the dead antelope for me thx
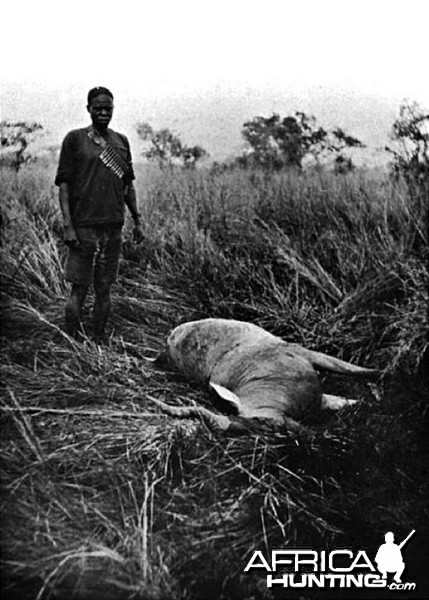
[149,319,378,434]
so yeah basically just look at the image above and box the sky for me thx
[1,0,428,160]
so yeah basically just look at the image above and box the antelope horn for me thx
[146,395,232,432]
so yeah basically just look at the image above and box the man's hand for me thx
[63,224,79,247]
[132,222,145,244]
[124,184,144,243]
[59,183,79,247]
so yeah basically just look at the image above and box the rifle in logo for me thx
[375,530,415,583]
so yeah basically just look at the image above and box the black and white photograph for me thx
[1,1,428,599]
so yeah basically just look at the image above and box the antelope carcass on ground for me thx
[148,319,378,434]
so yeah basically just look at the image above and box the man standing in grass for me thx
[55,86,143,340]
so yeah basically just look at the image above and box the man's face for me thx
[87,94,114,131]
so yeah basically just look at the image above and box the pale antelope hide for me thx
[149,319,378,434]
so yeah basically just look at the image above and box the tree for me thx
[386,100,429,186]
[240,112,363,171]
[0,121,43,171]
[136,122,207,168]
[181,145,208,169]
[333,154,355,175]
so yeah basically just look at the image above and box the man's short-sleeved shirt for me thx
[55,126,135,227]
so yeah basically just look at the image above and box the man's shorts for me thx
[65,224,122,286]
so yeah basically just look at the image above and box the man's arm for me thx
[124,183,144,243]
[59,183,79,246]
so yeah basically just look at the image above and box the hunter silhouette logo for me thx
[244,530,417,591]
[375,530,415,583]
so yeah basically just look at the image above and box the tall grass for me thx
[130,164,427,370]
[1,162,428,600]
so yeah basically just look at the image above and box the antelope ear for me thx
[209,382,242,412]
[145,351,170,369]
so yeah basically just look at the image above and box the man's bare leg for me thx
[65,284,89,337]
[93,281,112,340]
